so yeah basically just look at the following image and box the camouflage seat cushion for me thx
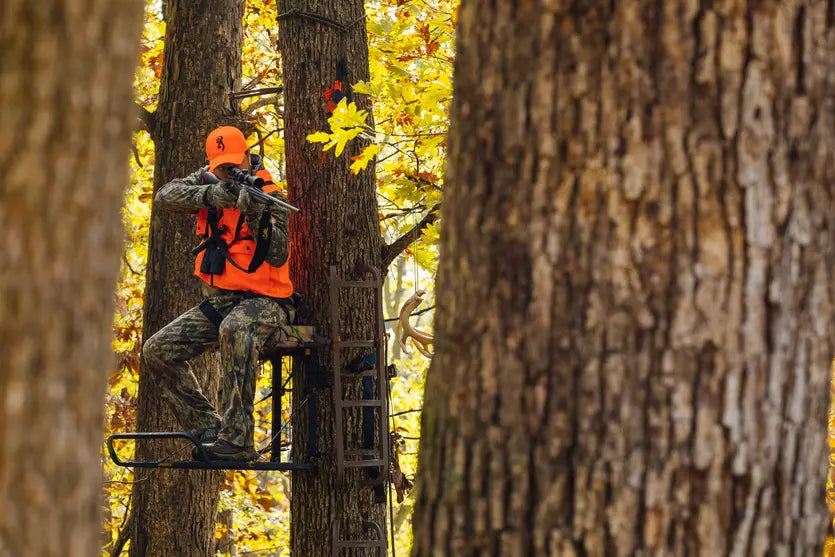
[261,324,316,356]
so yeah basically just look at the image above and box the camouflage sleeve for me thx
[243,191,290,268]
[154,167,210,213]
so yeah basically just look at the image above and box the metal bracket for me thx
[331,521,386,556]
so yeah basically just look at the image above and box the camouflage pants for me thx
[142,292,295,448]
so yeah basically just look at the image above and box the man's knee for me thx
[142,332,172,376]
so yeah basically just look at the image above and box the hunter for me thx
[142,125,295,461]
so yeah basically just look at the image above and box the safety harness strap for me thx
[199,292,296,331]
[195,205,271,275]
[198,299,225,330]
[248,210,272,272]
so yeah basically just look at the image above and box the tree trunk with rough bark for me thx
[130,1,245,556]
[0,1,143,556]
[412,1,835,556]
[278,1,386,555]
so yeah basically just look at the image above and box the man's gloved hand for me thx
[205,181,238,208]
[236,187,260,218]
[238,187,291,226]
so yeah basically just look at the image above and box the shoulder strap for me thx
[247,210,272,272]
[198,299,224,330]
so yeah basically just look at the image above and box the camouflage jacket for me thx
[155,155,290,268]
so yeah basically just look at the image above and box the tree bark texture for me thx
[412,1,834,556]
[0,1,143,556]
[278,1,386,555]
[130,1,245,556]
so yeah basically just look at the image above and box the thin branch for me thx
[123,254,141,276]
[131,143,143,167]
[384,304,435,323]
[231,86,283,100]
[381,206,440,271]
[377,192,406,211]
[245,96,283,117]
[380,204,427,222]
[384,131,446,138]
[251,129,281,150]
[238,546,285,556]
[390,408,422,418]
[277,9,366,33]
[108,510,134,557]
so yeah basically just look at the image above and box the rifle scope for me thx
[228,167,264,187]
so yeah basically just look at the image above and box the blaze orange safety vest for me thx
[194,168,294,298]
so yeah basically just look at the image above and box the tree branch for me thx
[123,254,141,276]
[381,206,440,271]
[136,105,156,138]
[108,510,134,557]
[390,408,422,418]
[244,96,283,117]
[230,86,283,100]
[384,304,434,323]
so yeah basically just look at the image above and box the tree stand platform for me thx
[107,265,392,552]
[106,325,327,471]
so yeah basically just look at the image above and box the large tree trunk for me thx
[412,1,834,556]
[0,2,143,556]
[278,1,386,555]
[130,1,245,556]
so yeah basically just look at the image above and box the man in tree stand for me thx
[143,125,295,461]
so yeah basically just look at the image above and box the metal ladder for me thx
[329,264,389,554]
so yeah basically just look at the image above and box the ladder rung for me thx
[344,459,386,468]
[339,400,383,408]
[337,340,375,349]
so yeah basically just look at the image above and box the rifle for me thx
[202,168,300,213]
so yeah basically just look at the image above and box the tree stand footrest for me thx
[106,431,317,472]
[261,324,326,356]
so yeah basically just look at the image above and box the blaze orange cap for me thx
[205,126,248,172]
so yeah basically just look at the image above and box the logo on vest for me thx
[216,136,225,151]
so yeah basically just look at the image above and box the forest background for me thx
[94,0,835,556]
[104,0,452,555]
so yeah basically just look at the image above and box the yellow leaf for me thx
[352,80,374,96]
[306,131,331,143]
[349,144,382,174]
[333,127,365,157]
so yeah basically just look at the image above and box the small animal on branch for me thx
[398,290,434,358]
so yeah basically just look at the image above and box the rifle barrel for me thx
[202,170,300,213]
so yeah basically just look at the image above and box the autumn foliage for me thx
[103,1,454,555]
